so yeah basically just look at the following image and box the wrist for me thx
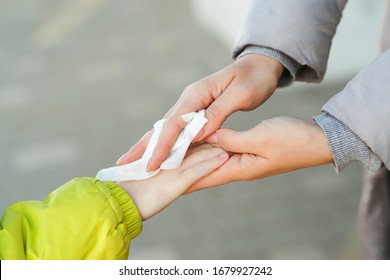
[239,54,284,82]
[238,46,300,87]
[117,181,147,220]
[307,120,334,166]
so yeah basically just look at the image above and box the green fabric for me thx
[0,177,142,259]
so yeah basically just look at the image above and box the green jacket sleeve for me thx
[0,177,142,260]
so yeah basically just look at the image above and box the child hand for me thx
[118,144,228,220]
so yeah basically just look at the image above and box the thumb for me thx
[206,128,252,154]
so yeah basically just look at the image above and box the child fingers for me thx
[180,145,226,169]
[184,155,241,194]
[184,143,214,158]
[180,151,229,186]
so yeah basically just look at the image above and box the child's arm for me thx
[0,144,227,260]
[0,178,142,260]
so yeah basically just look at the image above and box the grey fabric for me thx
[237,45,301,87]
[360,168,390,259]
[232,0,348,83]
[314,113,382,173]
[322,49,390,170]
[233,0,390,168]
[232,0,390,259]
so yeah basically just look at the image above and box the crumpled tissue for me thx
[96,110,208,181]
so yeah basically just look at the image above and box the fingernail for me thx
[219,152,229,161]
[195,129,205,141]
[206,133,217,145]
[116,153,126,165]
[146,159,154,172]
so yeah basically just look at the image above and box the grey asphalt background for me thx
[0,0,365,259]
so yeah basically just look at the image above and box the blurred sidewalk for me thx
[0,0,372,259]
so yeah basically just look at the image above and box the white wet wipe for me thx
[96,110,208,181]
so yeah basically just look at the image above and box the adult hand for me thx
[116,54,284,171]
[118,144,228,220]
[185,117,334,194]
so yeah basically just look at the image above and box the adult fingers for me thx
[195,81,241,141]
[116,130,153,165]
[146,90,213,171]
[146,115,188,171]
[199,76,264,141]
[147,66,236,170]
[206,128,254,154]
[184,153,269,194]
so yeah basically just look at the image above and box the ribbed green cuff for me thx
[104,181,143,240]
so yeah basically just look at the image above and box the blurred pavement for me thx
[0,0,375,259]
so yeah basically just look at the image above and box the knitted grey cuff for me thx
[313,113,382,173]
[237,45,301,87]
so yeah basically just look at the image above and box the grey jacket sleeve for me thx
[321,49,390,170]
[314,113,382,173]
[232,0,348,83]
